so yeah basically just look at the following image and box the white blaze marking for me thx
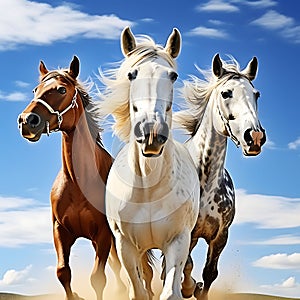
[43,78,56,87]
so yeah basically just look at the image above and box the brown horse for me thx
[18,56,125,300]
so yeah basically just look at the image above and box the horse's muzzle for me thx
[134,120,169,157]
[18,112,44,142]
[243,127,266,156]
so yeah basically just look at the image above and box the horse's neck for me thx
[186,99,227,190]
[128,136,174,185]
[61,112,111,185]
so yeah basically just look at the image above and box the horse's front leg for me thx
[194,229,229,300]
[53,220,83,300]
[142,252,154,298]
[115,231,150,300]
[160,230,191,300]
[90,230,111,300]
[108,237,128,294]
[181,237,199,298]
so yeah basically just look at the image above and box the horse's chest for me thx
[51,180,104,237]
[120,206,194,250]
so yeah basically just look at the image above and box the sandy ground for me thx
[12,290,231,300]
[2,267,296,300]
[2,289,298,300]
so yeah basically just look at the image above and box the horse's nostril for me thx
[26,113,41,128]
[244,128,252,146]
[17,115,23,125]
[157,134,168,144]
[244,128,266,148]
[157,122,169,144]
[134,121,144,143]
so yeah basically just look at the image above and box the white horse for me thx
[99,27,200,300]
[174,54,266,300]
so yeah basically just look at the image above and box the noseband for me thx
[33,88,78,135]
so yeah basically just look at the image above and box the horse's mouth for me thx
[26,134,43,142]
[141,143,164,157]
[244,147,262,156]
[19,124,43,142]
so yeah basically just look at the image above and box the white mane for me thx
[98,35,177,142]
[174,56,243,135]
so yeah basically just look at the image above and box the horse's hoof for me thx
[70,292,85,300]
[181,278,196,298]
[193,282,203,299]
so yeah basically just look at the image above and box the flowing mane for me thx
[98,35,177,142]
[174,56,246,136]
[40,69,104,146]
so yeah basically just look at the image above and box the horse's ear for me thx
[165,28,181,58]
[242,57,258,81]
[121,27,136,57]
[39,61,49,77]
[212,53,225,78]
[69,56,80,79]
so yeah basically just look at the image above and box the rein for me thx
[33,88,78,135]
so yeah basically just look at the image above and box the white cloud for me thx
[15,80,30,88]
[280,276,298,288]
[248,234,300,245]
[233,0,277,8]
[264,138,276,149]
[0,91,28,102]
[187,26,229,39]
[282,26,300,43]
[251,10,294,30]
[0,195,52,247]
[196,0,239,12]
[259,276,300,297]
[234,189,300,229]
[0,0,134,51]
[45,265,56,272]
[208,19,227,26]
[288,137,300,150]
[253,253,300,269]
[140,18,155,23]
[0,265,32,286]
[251,9,300,44]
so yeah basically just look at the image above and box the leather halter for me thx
[217,105,240,147]
[215,74,250,148]
[33,88,78,135]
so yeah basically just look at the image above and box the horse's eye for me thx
[221,90,233,99]
[57,86,67,94]
[166,104,172,112]
[169,71,178,83]
[128,70,138,81]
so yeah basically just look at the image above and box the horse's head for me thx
[18,56,81,142]
[122,27,181,157]
[212,54,266,156]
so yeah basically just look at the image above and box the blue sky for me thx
[0,0,300,298]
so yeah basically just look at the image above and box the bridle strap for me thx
[214,73,254,148]
[33,89,78,135]
[217,104,240,148]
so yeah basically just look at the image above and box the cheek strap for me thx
[33,89,78,135]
